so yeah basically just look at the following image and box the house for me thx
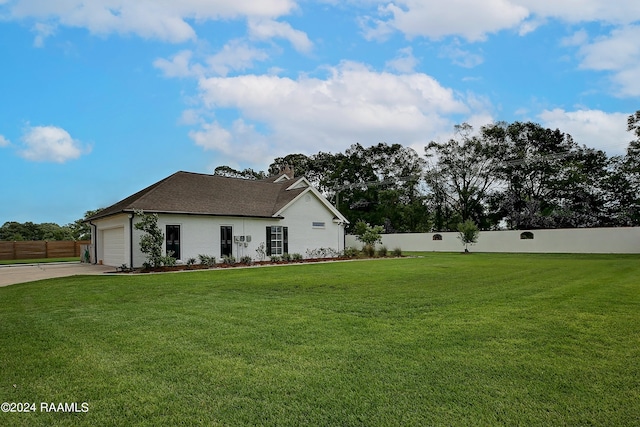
[85,168,349,267]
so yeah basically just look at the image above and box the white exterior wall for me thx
[91,190,346,267]
[91,214,133,267]
[277,191,346,255]
[346,227,640,254]
[131,214,273,267]
[130,206,344,267]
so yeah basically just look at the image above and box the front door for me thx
[166,225,181,259]
[220,226,232,257]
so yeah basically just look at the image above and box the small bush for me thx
[222,255,236,265]
[282,253,292,262]
[377,246,388,257]
[343,247,360,258]
[306,247,340,258]
[239,256,253,265]
[291,253,303,261]
[198,254,216,267]
[186,258,196,269]
[392,247,403,257]
[270,255,282,262]
[362,244,376,258]
[160,254,177,267]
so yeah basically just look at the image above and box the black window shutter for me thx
[283,227,288,254]
[266,227,272,256]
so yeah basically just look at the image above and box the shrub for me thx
[270,255,282,262]
[134,210,164,268]
[343,247,360,258]
[392,247,403,257]
[362,244,376,258]
[377,246,388,257]
[160,251,177,267]
[239,256,253,265]
[306,247,341,259]
[353,220,384,247]
[282,253,292,262]
[198,254,216,267]
[222,255,236,265]
[457,220,480,252]
[291,253,303,261]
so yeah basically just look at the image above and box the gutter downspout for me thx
[129,212,135,269]
[89,220,97,264]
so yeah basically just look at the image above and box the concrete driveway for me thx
[0,262,116,287]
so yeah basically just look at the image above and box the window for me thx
[312,221,325,228]
[221,226,233,257]
[166,225,181,259]
[520,232,534,240]
[266,226,288,256]
[433,234,443,241]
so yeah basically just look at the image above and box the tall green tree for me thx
[485,121,626,229]
[213,165,266,180]
[425,123,505,230]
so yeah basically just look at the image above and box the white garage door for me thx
[102,228,124,267]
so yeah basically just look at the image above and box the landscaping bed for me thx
[116,255,397,273]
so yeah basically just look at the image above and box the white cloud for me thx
[538,108,630,155]
[19,125,90,163]
[154,50,200,78]
[0,135,10,147]
[385,47,418,73]
[4,0,297,43]
[189,119,270,163]
[575,25,640,97]
[205,40,270,76]
[517,0,640,25]
[439,41,484,68]
[561,29,589,47]
[190,61,482,165]
[248,18,313,53]
[364,0,529,42]
[32,22,56,47]
[358,0,640,42]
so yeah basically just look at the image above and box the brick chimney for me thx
[281,164,294,179]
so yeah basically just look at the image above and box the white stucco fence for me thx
[346,227,640,254]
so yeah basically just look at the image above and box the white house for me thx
[86,168,349,267]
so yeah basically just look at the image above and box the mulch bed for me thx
[115,257,356,274]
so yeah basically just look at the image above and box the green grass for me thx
[0,257,79,265]
[1,253,639,426]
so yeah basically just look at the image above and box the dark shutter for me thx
[283,227,288,254]
[266,226,272,256]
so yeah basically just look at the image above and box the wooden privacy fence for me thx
[0,240,91,261]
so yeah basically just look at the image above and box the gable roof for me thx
[86,171,318,221]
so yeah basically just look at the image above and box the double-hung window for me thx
[266,226,288,256]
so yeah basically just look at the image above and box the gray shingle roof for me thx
[86,171,307,221]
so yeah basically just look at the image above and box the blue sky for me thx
[1,0,639,225]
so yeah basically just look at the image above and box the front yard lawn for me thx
[1,253,639,426]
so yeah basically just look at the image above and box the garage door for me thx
[102,228,124,267]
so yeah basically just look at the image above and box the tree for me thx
[484,121,628,229]
[425,123,505,231]
[328,143,428,232]
[213,165,266,180]
[133,210,165,268]
[353,220,384,247]
[457,220,479,252]
[0,221,74,241]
